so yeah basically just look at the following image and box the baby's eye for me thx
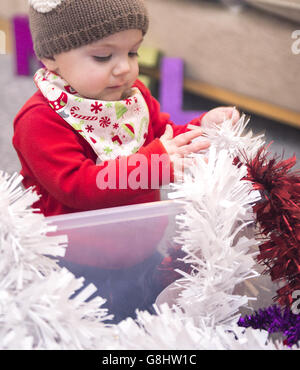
[93,55,112,62]
[128,52,139,58]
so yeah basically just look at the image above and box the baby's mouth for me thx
[104,84,131,100]
[108,81,127,90]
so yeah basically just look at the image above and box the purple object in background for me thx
[159,57,204,125]
[13,15,43,76]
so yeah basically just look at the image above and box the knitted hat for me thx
[29,0,149,60]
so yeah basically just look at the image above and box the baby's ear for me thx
[40,57,58,72]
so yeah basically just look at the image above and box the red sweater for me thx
[13,79,203,216]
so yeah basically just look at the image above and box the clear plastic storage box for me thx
[46,199,277,323]
[47,200,183,322]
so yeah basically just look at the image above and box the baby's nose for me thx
[113,58,131,76]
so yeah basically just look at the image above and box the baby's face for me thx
[42,29,143,101]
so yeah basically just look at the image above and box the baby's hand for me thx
[201,106,240,127]
[160,125,210,159]
[160,125,210,182]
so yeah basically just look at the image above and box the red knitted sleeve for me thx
[13,104,173,211]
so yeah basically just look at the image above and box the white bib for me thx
[34,68,150,162]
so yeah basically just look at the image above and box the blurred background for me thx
[0,0,300,176]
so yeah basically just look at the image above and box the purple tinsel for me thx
[237,305,300,347]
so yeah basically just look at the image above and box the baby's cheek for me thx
[84,65,109,87]
[131,62,140,81]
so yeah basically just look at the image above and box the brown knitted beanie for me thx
[29,0,149,60]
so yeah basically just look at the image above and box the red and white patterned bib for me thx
[34,68,150,162]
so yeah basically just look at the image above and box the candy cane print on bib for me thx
[70,106,98,122]
[34,68,150,162]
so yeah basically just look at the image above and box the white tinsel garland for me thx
[115,303,286,350]
[168,151,258,325]
[0,173,66,289]
[195,114,265,158]
[0,116,296,350]
[0,172,111,349]
[158,116,264,327]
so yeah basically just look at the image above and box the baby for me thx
[13,0,239,217]
[12,0,241,321]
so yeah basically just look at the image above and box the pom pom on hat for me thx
[29,0,63,13]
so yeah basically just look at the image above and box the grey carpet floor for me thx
[1,53,299,177]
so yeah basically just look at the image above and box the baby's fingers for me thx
[173,128,204,147]
[178,138,210,156]
[231,107,240,124]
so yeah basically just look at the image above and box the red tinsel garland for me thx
[243,146,300,307]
